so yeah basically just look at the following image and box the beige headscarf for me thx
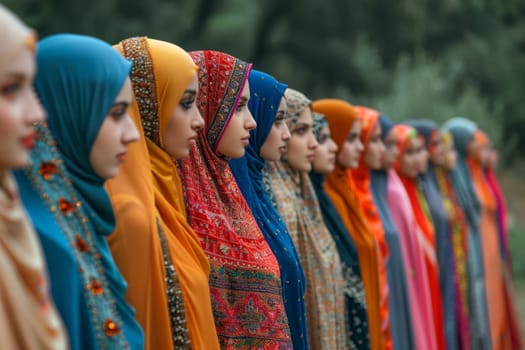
[0,5,67,349]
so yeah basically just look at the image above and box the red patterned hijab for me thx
[176,50,292,348]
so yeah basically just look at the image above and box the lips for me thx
[116,152,127,162]
[306,153,315,161]
[241,136,250,145]
[21,132,37,149]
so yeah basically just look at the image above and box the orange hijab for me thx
[107,37,218,350]
[313,99,386,350]
[351,106,392,350]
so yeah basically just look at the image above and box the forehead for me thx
[296,107,312,124]
[0,44,34,79]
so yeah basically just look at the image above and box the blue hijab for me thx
[442,117,492,349]
[229,70,308,350]
[16,34,143,349]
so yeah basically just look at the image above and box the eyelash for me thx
[236,102,247,112]
[1,82,22,98]
[179,98,195,111]
[293,126,307,135]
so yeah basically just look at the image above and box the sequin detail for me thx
[157,219,191,349]
[24,122,129,349]
[120,37,161,146]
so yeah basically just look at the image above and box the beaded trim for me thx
[24,122,129,349]
[120,37,162,147]
[156,218,191,349]
[207,59,249,150]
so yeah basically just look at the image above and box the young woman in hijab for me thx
[229,69,309,349]
[482,138,523,350]
[375,117,438,350]
[15,34,144,349]
[177,50,292,348]
[263,89,346,349]
[308,110,370,350]
[105,37,219,349]
[393,124,447,350]
[312,98,389,350]
[464,128,515,350]
[406,120,458,350]
[355,109,416,350]
[443,117,492,350]
[348,106,396,350]
[434,131,472,350]
[0,6,66,349]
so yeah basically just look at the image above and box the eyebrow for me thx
[111,101,130,109]
[1,72,26,82]
[295,122,312,128]
[238,96,249,103]
[183,89,197,95]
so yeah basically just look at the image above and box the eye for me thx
[1,81,22,98]
[236,101,247,112]
[179,97,195,111]
[317,134,329,144]
[293,126,307,135]
[109,103,130,120]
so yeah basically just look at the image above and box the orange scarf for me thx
[313,99,386,350]
[107,37,218,350]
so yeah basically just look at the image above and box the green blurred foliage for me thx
[4,0,525,164]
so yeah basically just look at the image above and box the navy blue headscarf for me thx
[229,70,308,349]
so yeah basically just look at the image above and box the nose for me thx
[26,89,46,124]
[122,115,140,145]
[308,132,318,150]
[357,139,364,152]
[282,123,291,141]
[330,139,338,153]
[192,109,205,132]
[245,110,257,131]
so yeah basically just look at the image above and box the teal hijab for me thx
[35,33,132,236]
[28,33,144,349]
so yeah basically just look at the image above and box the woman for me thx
[313,98,388,350]
[443,117,492,350]
[264,89,346,350]
[376,116,438,350]
[353,107,414,350]
[308,110,371,350]
[177,50,292,348]
[105,37,219,349]
[0,5,66,349]
[393,124,447,350]
[15,34,144,349]
[464,127,514,350]
[434,130,472,350]
[406,120,458,350]
[229,69,309,349]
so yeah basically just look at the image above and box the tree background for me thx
[7,0,525,162]
[5,0,525,322]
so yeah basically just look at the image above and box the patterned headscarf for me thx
[312,112,328,140]
[284,88,312,128]
[177,51,292,348]
[265,90,346,349]
[229,70,308,349]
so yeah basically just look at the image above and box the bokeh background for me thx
[6,0,525,332]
